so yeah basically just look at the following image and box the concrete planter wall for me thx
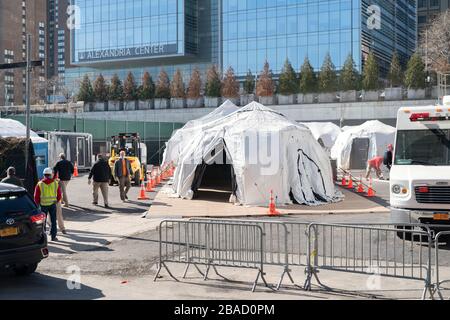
[277,94,296,105]
[240,94,255,106]
[108,101,123,111]
[361,90,379,101]
[154,98,170,109]
[170,98,186,109]
[318,92,336,103]
[187,97,204,108]
[258,96,276,105]
[407,89,426,100]
[339,91,358,102]
[124,100,137,111]
[385,87,403,101]
[138,100,154,110]
[93,102,107,112]
[297,93,316,104]
[204,97,221,108]
[84,102,94,112]
[222,97,240,106]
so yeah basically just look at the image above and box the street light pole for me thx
[25,34,32,173]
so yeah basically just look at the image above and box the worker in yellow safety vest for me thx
[34,167,62,241]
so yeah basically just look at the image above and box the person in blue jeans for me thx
[34,168,62,241]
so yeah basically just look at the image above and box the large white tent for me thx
[0,119,47,143]
[301,122,341,155]
[162,100,239,165]
[170,101,342,206]
[331,120,396,170]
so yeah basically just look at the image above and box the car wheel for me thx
[13,262,38,276]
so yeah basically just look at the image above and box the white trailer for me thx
[44,131,93,171]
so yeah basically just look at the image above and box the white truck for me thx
[390,98,450,234]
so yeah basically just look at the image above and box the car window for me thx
[0,192,37,214]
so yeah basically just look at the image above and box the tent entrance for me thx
[350,138,370,169]
[191,147,237,201]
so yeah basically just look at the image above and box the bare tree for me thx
[420,10,450,73]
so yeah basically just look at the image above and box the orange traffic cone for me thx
[146,176,154,192]
[357,176,365,193]
[341,174,347,186]
[268,190,280,216]
[138,182,150,200]
[366,178,375,197]
[347,175,353,189]
[73,162,79,177]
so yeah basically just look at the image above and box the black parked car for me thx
[0,183,48,275]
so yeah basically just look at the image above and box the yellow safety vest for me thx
[38,180,58,206]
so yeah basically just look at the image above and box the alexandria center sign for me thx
[77,43,178,62]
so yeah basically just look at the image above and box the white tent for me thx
[0,119,47,143]
[301,122,341,155]
[162,100,239,165]
[170,102,342,206]
[331,120,395,170]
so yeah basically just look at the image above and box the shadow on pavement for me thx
[0,272,105,300]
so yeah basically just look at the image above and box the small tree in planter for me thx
[241,70,255,105]
[339,55,360,102]
[277,59,298,104]
[138,71,155,109]
[92,74,108,111]
[187,68,203,108]
[299,57,317,103]
[318,53,338,103]
[123,72,138,110]
[77,75,94,110]
[221,66,240,105]
[361,52,380,101]
[155,69,171,109]
[204,65,222,107]
[404,53,426,99]
[108,74,123,111]
[170,69,186,109]
[256,61,275,105]
[385,51,404,100]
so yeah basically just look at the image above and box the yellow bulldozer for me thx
[108,133,147,186]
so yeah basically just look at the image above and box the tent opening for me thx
[350,138,370,169]
[191,147,236,201]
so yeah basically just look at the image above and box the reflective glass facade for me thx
[67,0,416,92]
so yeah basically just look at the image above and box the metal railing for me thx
[304,223,436,299]
[434,231,450,300]
[154,219,269,292]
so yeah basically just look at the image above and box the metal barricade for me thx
[305,223,435,299]
[154,219,269,292]
[189,218,294,289]
[434,231,450,300]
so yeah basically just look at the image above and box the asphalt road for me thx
[2,177,450,300]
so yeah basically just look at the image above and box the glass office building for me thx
[66,0,416,92]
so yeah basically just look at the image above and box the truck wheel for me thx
[396,226,430,242]
[134,171,140,186]
[14,263,38,276]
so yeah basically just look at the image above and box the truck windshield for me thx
[395,129,450,166]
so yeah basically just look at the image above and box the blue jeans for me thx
[41,204,57,238]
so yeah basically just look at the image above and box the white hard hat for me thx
[43,168,53,175]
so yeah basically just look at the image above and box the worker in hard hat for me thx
[34,168,62,241]
[365,156,385,180]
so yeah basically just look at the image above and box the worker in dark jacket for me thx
[114,151,133,202]
[53,153,74,207]
[383,144,394,171]
[88,154,111,208]
[1,167,23,187]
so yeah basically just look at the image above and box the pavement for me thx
[46,173,162,256]
[6,170,449,300]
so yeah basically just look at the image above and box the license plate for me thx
[434,213,450,221]
[0,227,19,237]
